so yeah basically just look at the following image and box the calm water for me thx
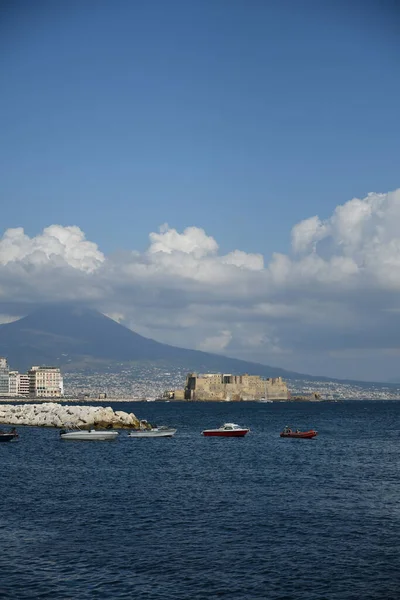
[1,401,399,600]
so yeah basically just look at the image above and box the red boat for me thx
[202,423,250,437]
[280,428,317,439]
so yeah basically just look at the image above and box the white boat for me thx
[258,380,273,402]
[60,427,119,441]
[201,423,250,437]
[128,426,177,438]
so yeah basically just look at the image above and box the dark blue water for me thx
[1,401,399,599]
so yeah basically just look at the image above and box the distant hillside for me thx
[0,305,306,379]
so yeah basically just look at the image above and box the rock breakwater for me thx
[0,403,140,429]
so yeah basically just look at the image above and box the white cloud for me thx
[291,215,328,254]
[0,225,104,273]
[104,312,125,324]
[222,249,264,271]
[148,224,218,258]
[0,314,20,325]
[198,330,233,353]
[2,189,400,380]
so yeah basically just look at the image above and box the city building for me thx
[8,371,18,396]
[0,357,10,396]
[9,371,34,397]
[28,366,64,398]
[18,374,30,396]
[170,372,289,401]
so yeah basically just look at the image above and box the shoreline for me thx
[0,402,139,429]
[1,397,399,404]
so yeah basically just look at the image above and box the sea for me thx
[1,400,399,600]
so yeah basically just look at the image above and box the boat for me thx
[60,426,119,441]
[280,428,317,439]
[0,427,18,443]
[128,426,177,438]
[201,423,250,437]
[258,380,273,402]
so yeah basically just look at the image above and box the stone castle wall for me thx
[180,373,289,401]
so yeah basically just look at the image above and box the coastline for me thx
[0,402,139,429]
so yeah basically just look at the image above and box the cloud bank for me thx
[1,189,400,380]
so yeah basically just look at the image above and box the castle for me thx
[169,372,289,401]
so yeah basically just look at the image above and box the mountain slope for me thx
[0,305,304,379]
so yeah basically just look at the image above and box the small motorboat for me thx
[0,427,19,443]
[60,427,119,441]
[280,428,317,439]
[128,426,177,438]
[201,423,250,437]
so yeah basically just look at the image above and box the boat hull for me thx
[0,434,17,443]
[202,429,249,437]
[280,430,317,439]
[60,431,119,441]
[128,428,176,438]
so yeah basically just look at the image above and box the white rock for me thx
[0,403,139,429]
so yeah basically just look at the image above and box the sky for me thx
[0,0,400,381]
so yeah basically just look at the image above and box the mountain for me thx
[0,305,305,379]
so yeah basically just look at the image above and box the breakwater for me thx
[0,403,139,429]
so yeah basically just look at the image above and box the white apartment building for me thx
[9,371,32,397]
[28,366,64,398]
[8,371,18,396]
[18,374,30,396]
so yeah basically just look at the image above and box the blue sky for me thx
[1,0,399,256]
[1,1,400,381]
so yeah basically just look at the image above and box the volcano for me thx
[0,305,301,378]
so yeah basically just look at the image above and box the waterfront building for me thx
[28,366,64,398]
[8,371,31,397]
[171,372,289,401]
[8,371,18,396]
[0,357,10,396]
[18,374,30,396]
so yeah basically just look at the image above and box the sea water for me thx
[1,400,399,599]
